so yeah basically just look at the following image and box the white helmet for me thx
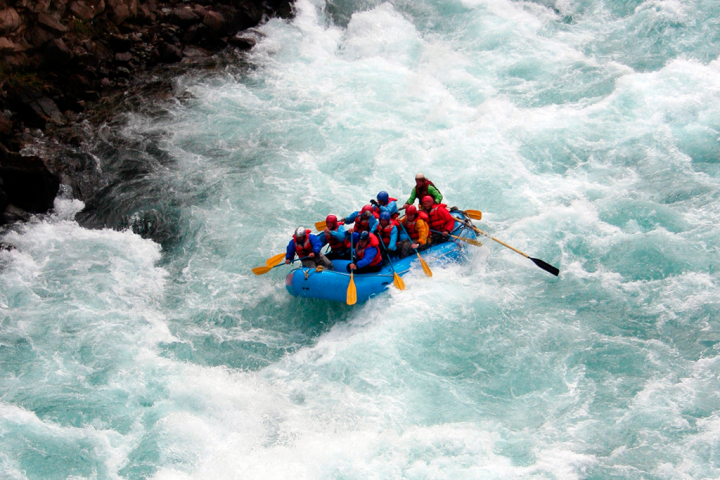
[294,227,306,238]
[415,172,426,180]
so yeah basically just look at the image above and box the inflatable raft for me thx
[285,212,478,303]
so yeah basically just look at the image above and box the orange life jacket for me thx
[324,224,348,252]
[426,204,455,232]
[404,212,429,241]
[378,220,399,247]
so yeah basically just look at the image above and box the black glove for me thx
[370,199,378,206]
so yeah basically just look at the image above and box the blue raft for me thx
[285,212,479,303]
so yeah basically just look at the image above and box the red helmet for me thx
[421,195,434,205]
[326,214,338,227]
[361,204,374,216]
[406,205,417,216]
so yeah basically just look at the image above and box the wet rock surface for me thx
[0,0,294,225]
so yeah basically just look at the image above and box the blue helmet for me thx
[377,191,389,204]
[379,211,391,222]
[359,231,370,241]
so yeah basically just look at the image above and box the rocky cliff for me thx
[0,0,293,225]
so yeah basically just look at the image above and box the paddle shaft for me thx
[396,218,432,277]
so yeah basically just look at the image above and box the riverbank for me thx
[0,0,293,225]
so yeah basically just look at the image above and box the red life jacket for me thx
[355,233,383,267]
[372,197,398,217]
[378,220,399,247]
[294,229,314,257]
[426,204,455,233]
[404,212,429,241]
[324,225,348,252]
[355,214,373,233]
[416,180,440,203]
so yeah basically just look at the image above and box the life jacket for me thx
[324,224,348,252]
[416,180,441,204]
[373,197,398,218]
[404,212,429,241]
[294,229,314,257]
[354,233,383,267]
[426,204,455,233]
[378,220,399,247]
[354,213,373,233]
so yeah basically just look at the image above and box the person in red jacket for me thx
[421,196,456,245]
[347,231,384,274]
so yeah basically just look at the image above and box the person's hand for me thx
[411,243,419,249]
[339,217,345,223]
[285,259,291,264]
[308,252,315,258]
[403,203,410,209]
[370,199,378,206]
[349,263,357,271]
[324,227,330,235]
[443,231,449,237]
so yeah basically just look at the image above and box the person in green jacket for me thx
[403,173,443,208]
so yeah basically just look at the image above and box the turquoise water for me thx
[2,0,720,477]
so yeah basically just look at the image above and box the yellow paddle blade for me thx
[393,272,406,290]
[252,265,272,275]
[266,253,286,267]
[347,272,357,305]
[315,220,326,231]
[418,253,432,277]
[465,210,482,220]
[452,235,482,247]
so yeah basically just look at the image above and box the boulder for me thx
[0,145,60,214]
[169,6,198,27]
[106,0,130,24]
[69,1,95,20]
[158,41,181,62]
[30,26,55,47]
[37,12,68,33]
[0,35,14,52]
[202,11,224,31]
[0,7,21,33]
[114,51,131,61]
[45,37,74,66]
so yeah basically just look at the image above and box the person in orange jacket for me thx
[421,196,456,245]
[398,204,429,256]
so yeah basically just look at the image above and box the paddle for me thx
[347,232,357,305]
[378,235,405,291]
[396,218,432,277]
[430,229,483,247]
[252,256,308,275]
[458,220,560,276]
[464,209,482,220]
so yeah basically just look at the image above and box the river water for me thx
[2,0,720,478]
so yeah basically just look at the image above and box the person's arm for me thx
[369,216,379,233]
[310,234,323,255]
[441,209,456,232]
[329,225,346,242]
[417,219,429,245]
[356,247,377,268]
[344,211,359,224]
[428,185,443,204]
[398,218,410,242]
[388,226,398,251]
[380,201,398,216]
[286,240,296,261]
[404,187,417,206]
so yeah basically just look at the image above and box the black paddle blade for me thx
[531,258,559,276]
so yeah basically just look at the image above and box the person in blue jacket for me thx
[376,211,399,255]
[371,191,398,218]
[286,227,334,270]
[347,231,384,274]
[341,205,378,234]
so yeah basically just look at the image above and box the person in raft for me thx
[377,211,399,256]
[398,204,429,256]
[421,195,456,245]
[403,173,442,208]
[347,231,384,274]
[341,204,378,234]
[371,191,399,218]
[320,215,351,260]
[286,227,334,270]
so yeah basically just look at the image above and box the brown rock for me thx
[169,6,198,27]
[29,0,51,13]
[202,11,224,31]
[114,51,131,61]
[30,26,54,47]
[182,45,206,58]
[0,145,60,214]
[158,41,181,62]
[37,12,68,33]
[0,7,21,33]
[107,0,130,24]
[45,37,74,66]
[69,1,95,20]
[0,35,14,52]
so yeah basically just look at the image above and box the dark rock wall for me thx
[0,0,293,225]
